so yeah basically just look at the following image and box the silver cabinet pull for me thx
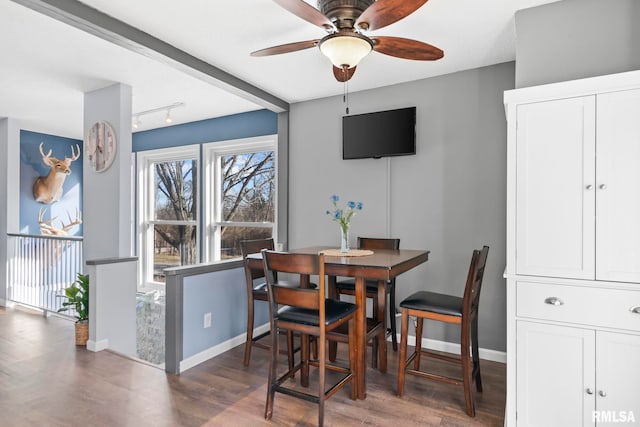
[586,388,594,395]
[586,185,593,190]
[544,297,564,306]
[630,306,640,314]
[599,390,607,397]
[599,184,608,190]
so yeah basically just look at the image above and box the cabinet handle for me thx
[586,388,594,395]
[630,306,640,314]
[585,185,593,190]
[599,184,608,190]
[599,390,607,397]
[544,297,564,306]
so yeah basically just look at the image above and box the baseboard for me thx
[400,334,506,364]
[179,323,270,373]
[87,339,109,352]
[178,324,506,373]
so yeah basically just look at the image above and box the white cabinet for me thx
[505,72,640,427]
[516,321,640,427]
[515,89,640,282]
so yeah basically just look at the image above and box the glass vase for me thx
[340,225,350,253]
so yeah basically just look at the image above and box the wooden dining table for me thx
[247,246,430,399]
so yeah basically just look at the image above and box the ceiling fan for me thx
[251,0,444,82]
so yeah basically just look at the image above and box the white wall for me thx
[515,0,640,88]
[0,118,20,305]
[288,62,514,352]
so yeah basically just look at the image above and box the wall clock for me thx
[85,121,117,172]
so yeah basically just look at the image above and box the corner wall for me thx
[288,62,514,352]
[515,0,640,88]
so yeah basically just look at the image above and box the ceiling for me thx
[0,0,558,140]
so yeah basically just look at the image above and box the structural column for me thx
[0,118,20,306]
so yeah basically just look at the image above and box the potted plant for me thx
[58,273,89,346]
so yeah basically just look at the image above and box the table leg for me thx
[377,280,387,373]
[355,276,366,399]
[327,276,338,362]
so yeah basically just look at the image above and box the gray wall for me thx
[288,62,514,352]
[515,0,640,88]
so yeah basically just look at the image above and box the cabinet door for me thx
[596,89,640,282]
[516,96,596,279]
[516,321,595,427]
[595,331,640,426]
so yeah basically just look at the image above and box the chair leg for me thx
[461,322,476,417]
[397,308,409,397]
[371,292,379,369]
[264,322,278,420]
[287,330,295,378]
[389,285,398,351]
[301,333,310,388]
[471,314,483,392]
[244,298,255,367]
[414,317,424,371]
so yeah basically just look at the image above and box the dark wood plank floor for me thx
[0,305,505,426]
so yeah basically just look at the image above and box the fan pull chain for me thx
[342,66,350,115]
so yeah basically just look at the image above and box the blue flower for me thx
[326,195,363,232]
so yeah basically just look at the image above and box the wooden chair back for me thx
[462,246,490,318]
[240,238,275,280]
[358,237,400,251]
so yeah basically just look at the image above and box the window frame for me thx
[203,135,278,262]
[136,144,200,289]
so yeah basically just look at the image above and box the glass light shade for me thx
[320,34,372,69]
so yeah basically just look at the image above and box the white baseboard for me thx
[179,323,270,373]
[400,334,506,364]
[179,323,505,373]
[87,339,109,352]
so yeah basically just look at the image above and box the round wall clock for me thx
[85,121,117,172]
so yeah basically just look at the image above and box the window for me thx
[205,136,277,261]
[138,145,199,286]
[136,136,277,287]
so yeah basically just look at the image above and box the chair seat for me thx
[277,299,357,326]
[400,291,463,317]
[335,278,391,294]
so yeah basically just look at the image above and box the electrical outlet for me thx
[204,312,212,328]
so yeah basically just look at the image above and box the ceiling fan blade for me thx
[333,66,356,82]
[372,36,443,60]
[251,39,320,57]
[273,0,335,30]
[356,0,429,31]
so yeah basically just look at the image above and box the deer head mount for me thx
[38,207,82,236]
[32,142,80,204]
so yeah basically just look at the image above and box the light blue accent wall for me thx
[132,109,277,152]
[20,130,83,236]
[182,267,268,358]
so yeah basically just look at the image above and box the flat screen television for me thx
[342,106,416,159]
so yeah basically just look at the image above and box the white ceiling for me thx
[0,0,558,140]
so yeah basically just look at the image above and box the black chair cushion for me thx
[335,278,390,294]
[400,291,463,317]
[276,299,357,326]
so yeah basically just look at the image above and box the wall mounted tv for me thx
[342,106,416,160]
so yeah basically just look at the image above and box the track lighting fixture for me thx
[132,102,184,130]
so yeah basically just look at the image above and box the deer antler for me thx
[38,142,52,160]
[38,207,82,236]
[67,144,81,162]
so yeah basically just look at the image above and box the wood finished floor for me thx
[0,305,506,426]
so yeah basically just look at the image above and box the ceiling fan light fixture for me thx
[319,33,372,69]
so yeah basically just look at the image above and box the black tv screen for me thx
[342,107,416,159]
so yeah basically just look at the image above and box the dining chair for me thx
[240,238,297,367]
[333,237,401,352]
[397,245,489,417]
[262,250,357,427]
